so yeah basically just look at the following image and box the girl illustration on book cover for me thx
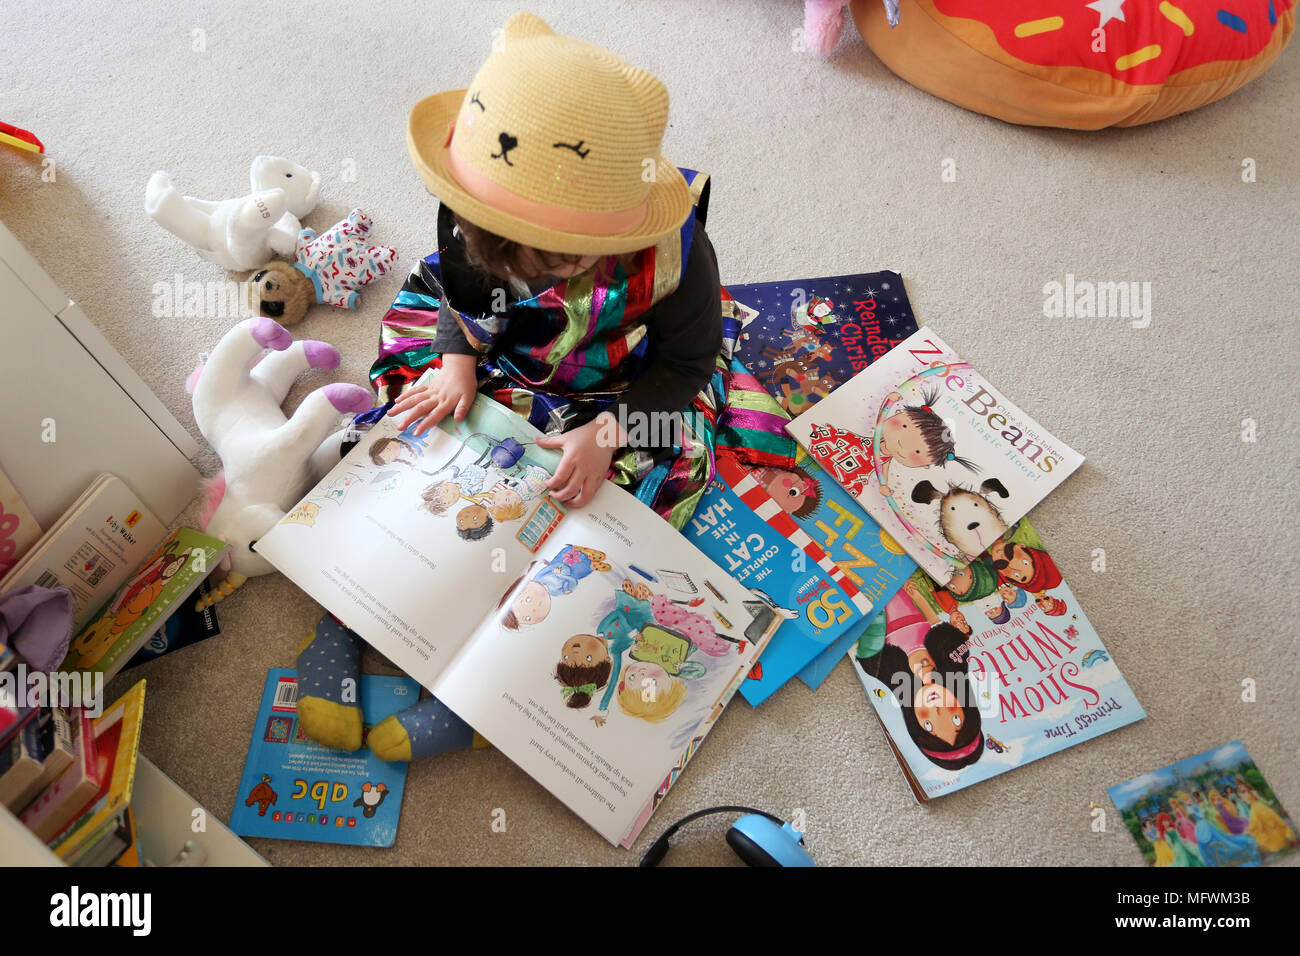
[855,588,985,772]
[806,386,975,500]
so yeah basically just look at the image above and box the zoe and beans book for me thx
[230,668,417,847]
[256,379,782,847]
[786,327,1084,587]
[850,518,1143,802]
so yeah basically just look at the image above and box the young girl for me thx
[373,11,794,524]
[296,11,796,760]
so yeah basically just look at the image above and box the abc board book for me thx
[786,327,1084,587]
[685,455,915,705]
[1108,740,1299,867]
[230,666,419,847]
[850,519,1143,802]
[62,527,228,684]
[726,271,919,418]
[256,382,782,847]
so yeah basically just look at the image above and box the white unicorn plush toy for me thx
[189,317,373,607]
[145,156,322,270]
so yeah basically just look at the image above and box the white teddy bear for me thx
[145,156,322,271]
[189,317,373,606]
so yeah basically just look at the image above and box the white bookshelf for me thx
[0,221,264,867]
[0,217,200,528]
[1,755,267,867]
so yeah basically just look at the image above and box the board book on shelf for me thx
[0,472,166,634]
[122,579,222,670]
[20,707,101,842]
[726,271,919,419]
[229,665,419,847]
[786,327,1084,587]
[61,527,227,684]
[684,454,915,705]
[47,679,147,865]
[850,519,1143,802]
[0,706,74,812]
[256,381,782,847]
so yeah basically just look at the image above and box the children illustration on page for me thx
[490,556,751,735]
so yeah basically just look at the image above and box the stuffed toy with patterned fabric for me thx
[249,208,398,326]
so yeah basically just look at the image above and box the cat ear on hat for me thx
[618,64,670,142]
[501,10,556,43]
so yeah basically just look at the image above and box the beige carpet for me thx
[2,0,1297,867]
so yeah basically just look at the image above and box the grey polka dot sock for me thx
[296,616,362,708]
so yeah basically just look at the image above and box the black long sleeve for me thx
[615,224,723,424]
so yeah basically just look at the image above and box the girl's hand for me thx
[387,355,478,435]
[536,412,625,508]
[590,714,606,727]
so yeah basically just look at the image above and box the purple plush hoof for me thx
[249,317,292,351]
[302,341,341,370]
[323,383,374,414]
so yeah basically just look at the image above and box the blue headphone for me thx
[639,806,816,867]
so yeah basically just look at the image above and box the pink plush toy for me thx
[803,0,899,56]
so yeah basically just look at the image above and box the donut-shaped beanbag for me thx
[851,0,1294,128]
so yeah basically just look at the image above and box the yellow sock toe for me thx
[367,715,413,762]
[297,696,363,752]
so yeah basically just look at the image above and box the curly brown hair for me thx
[451,210,640,286]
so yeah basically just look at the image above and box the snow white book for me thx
[850,519,1143,802]
[256,376,781,847]
[786,327,1084,587]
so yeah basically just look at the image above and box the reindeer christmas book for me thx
[786,328,1084,587]
[727,270,918,419]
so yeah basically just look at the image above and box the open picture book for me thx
[256,375,781,847]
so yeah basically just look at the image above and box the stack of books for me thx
[1,470,229,865]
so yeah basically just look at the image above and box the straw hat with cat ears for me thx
[406,11,692,256]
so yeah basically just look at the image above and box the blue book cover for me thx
[230,668,418,847]
[685,456,915,706]
[797,613,883,691]
[727,271,919,418]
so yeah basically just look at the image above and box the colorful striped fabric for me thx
[715,455,873,615]
[365,168,795,530]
